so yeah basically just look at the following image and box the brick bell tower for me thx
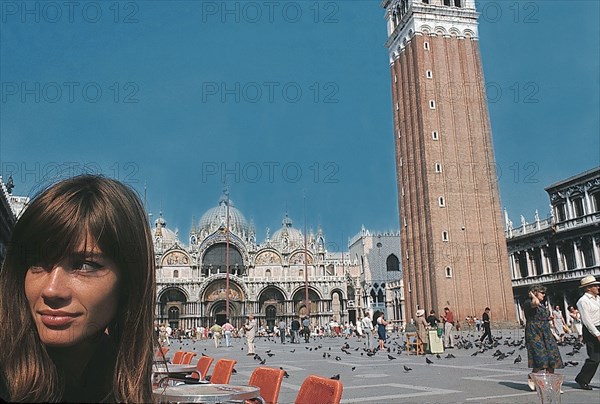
[382,0,515,323]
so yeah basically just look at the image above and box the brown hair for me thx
[0,175,155,402]
[528,285,547,295]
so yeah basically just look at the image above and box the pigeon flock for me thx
[169,330,588,386]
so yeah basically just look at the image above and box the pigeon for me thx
[330,374,340,380]
[436,354,441,359]
[267,353,275,357]
[279,367,290,378]
[351,367,356,371]
[403,365,412,372]
[514,355,522,364]
[388,355,396,360]
[265,350,271,354]
[426,357,433,364]
[290,349,295,353]
[445,354,456,359]
[335,356,342,361]
[260,359,266,365]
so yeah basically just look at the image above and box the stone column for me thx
[526,251,534,277]
[510,253,519,279]
[592,236,600,266]
[573,240,583,269]
[540,247,549,274]
[556,245,564,271]
[584,190,593,214]
[565,197,573,220]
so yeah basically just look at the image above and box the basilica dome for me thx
[271,214,304,249]
[152,213,178,247]
[199,194,249,237]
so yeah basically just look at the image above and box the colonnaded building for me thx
[153,193,404,330]
[507,167,600,323]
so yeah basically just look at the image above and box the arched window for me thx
[265,269,272,277]
[386,254,400,271]
[173,269,179,278]
[202,243,245,276]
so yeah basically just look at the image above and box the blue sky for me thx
[1,0,599,252]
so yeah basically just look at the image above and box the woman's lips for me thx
[39,312,78,327]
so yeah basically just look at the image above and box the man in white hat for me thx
[575,275,600,390]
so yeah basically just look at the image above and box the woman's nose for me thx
[41,266,72,302]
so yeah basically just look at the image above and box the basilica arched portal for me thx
[158,287,188,329]
[292,287,321,317]
[258,286,286,330]
[202,279,245,326]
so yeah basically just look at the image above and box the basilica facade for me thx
[154,194,351,331]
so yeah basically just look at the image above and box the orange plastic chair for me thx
[210,358,237,384]
[155,346,169,357]
[248,366,284,404]
[181,352,197,365]
[155,346,170,361]
[294,375,343,404]
[172,351,185,364]
[191,355,214,380]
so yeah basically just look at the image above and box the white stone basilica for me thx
[154,193,351,331]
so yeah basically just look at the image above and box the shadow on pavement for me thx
[499,381,531,392]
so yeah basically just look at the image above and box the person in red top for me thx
[442,307,455,349]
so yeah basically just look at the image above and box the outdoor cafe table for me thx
[152,364,198,387]
[153,364,197,375]
[153,383,261,403]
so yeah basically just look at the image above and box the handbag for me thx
[563,324,571,334]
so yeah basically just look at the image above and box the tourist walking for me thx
[245,315,256,355]
[278,318,287,344]
[575,275,600,390]
[415,309,428,352]
[375,312,388,350]
[552,305,567,342]
[441,307,455,348]
[291,318,300,344]
[524,285,563,391]
[302,317,311,343]
[356,315,364,340]
[480,307,493,344]
[361,312,374,352]
[210,321,222,348]
[222,319,235,347]
[568,305,583,342]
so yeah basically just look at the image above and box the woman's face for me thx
[534,290,546,300]
[25,238,120,348]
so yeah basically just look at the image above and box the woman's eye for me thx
[28,265,46,274]
[74,261,104,272]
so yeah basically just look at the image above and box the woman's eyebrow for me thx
[69,250,107,259]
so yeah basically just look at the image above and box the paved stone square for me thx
[164,329,599,403]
